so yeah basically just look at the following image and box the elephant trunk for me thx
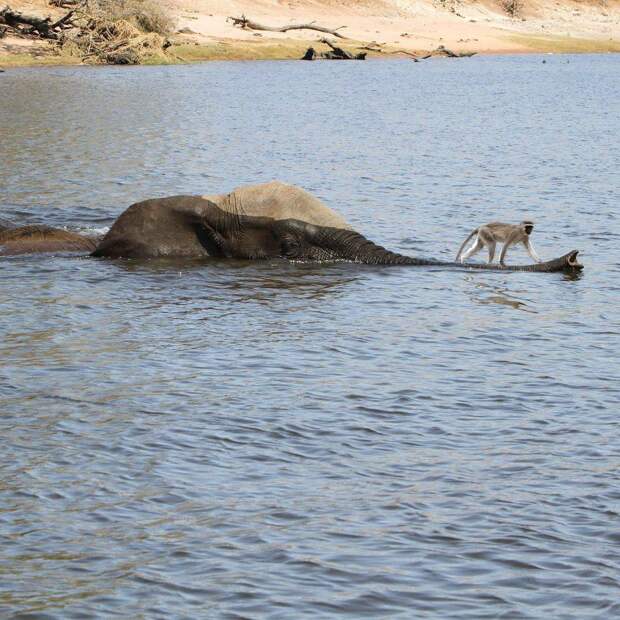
[450,250,583,273]
[312,227,582,273]
[312,228,440,266]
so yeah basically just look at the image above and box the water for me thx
[1,55,619,619]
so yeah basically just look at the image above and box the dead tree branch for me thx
[50,0,81,7]
[1,6,55,38]
[426,44,476,58]
[0,3,171,65]
[359,42,422,60]
[301,38,365,60]
[0,4,78,39]
[227,14,348,39]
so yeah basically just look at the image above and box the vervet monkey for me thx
[456,221,542,265]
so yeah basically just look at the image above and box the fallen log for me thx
[301,38,366,61]
[227,14,348,39]
[50,0,81,7]
[359,43,422,60]
[319,38,366,60]
[423,45,477,59]
[0,5,76,39]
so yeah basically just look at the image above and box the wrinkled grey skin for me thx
[93,181,582,272]
[2,182,582,271]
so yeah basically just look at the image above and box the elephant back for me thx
[0,225,99,255]
[202,181,354,231]
[0,217,15,233]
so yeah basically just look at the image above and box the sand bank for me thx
[1,0,619,67]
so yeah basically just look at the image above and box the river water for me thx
[1,55,619,619]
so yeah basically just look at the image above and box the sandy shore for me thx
[1,0,619,66]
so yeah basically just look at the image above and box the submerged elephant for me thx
[3,181,582,272]
[0,224,98,256]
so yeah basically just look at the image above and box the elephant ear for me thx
[271,219,306,258]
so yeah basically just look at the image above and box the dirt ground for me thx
[2,0,619,66]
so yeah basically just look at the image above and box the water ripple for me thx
[1,55,620,619]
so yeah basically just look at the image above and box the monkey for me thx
[455,221,542,265]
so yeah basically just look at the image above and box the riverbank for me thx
[2,0,619,67]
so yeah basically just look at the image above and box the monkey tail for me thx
[455,228,478,262]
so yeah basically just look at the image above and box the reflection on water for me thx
[1,56,620,619]
[468,279,533,312]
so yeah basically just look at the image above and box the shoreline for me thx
[1,0,619,68]
[2,35,619,69]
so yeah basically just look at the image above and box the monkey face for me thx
[524,223,534,235]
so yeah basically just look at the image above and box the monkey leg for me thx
[461,238,484,261]
[487,241,497,264]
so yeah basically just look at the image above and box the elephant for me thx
[92,181,581,272]
[3,182,582,272]
[0,217,15,232]
[0,224,98,256]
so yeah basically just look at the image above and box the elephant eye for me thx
[280,234,301,259]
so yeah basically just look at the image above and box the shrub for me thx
[502,0,523,18]
[90,0,175,35]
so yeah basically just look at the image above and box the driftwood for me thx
[228,14,348,39]
[0,4,77,39]
[359,43,422,60]
[0,3,170,65]
[301,38,365,61]
[359,42,476,61]
[320,38,366,60]
[421,45,477,59]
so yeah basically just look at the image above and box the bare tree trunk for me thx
[227,14,348,39]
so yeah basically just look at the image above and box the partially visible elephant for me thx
[0,217,15,233]
[1,182,582,271]
[93,181,581,272]
[0,223,99,256]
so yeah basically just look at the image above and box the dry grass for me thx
[90,0,175,35]
[170,37,383,62]
[502,0,523,18]
[0,49,78,67]
[508,33,620,53]
[51,1,176,64]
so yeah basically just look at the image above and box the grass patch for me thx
[171,37,375,62]
[508,33,620,53]
[0,47,79,67]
